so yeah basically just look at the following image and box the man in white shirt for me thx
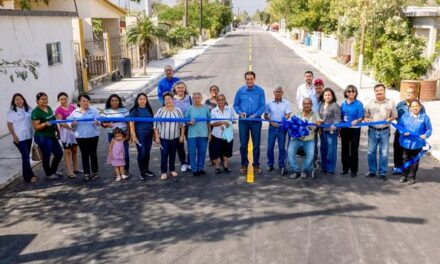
[296,71,318,113]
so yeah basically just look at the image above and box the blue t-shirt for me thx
[129,107,153,134]
[185,105,210,138]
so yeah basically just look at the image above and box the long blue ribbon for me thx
[52,116,429,171]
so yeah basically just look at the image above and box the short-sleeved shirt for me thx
[102,107,129,133]
[295,110,322,141]
[364,98,397,128]
[174,95,192,116]
[296,83,319,113]
[154,107,184,140]
[211,105,235,139]
[31,106,57,138]
[264,99,292,122]
[129,107,154,134]
[341,99,364,125]
[55,104,76,120]
[185,105,211,138]
[7,107,33,141]
[67,107,101,138]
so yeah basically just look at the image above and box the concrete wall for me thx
[0,15,76,137]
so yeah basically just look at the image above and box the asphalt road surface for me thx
[1,27,440,264]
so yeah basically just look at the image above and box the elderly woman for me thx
[288,98,322,179]
[398,99,432,185]
[67,94,101,181]
[154,92,185,180]
[318,88,341,175]
[55,92,81,178]
[31,92,64,180]
[205,85,220,166]
[340,85,364,177]
[7,93,37,183]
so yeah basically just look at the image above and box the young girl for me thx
[108,128,128,181]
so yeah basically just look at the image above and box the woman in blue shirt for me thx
[340,85,364,177]
[398,99,432,185]
[67,94,101,181]
[129,93,155,180]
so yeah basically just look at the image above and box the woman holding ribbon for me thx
[205,85,219,166]
[154,92,185,180]
[31,92,64,180]
[67,94,101,181]
[7,93,37,183]
[318,88,341,175]
[129,93,155,180]
[210,94,235,174]
[172,81,192,172]
[398,99,432,185]
[55,92,81,178]
[340,85,364,177]
[102,94,130,175]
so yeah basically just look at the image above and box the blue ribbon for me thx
[52,116,429,171]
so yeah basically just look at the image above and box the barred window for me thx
[46,42,62,66]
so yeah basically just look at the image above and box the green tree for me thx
[125,15,162,75]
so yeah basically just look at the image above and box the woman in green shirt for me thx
[31,92,63,180]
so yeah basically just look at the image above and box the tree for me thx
[125,15,162,75]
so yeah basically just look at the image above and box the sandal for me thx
[223,167,231,173]
[170,171,178,177]
[115,176,122,182]
[73,169,83,174]
[67,173,77,179]
[160,173,168,180]
[30,176,38,183]
[215,168,221,174]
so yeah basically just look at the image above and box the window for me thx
[46,42,62,66]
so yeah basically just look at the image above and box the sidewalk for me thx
[89,37,224,107]
[271,31,440,162]
[0,36,225,191]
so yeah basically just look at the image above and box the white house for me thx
[0,9,77,137]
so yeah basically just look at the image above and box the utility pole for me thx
[357,0,367,90]
[184,0,188,27]
[199,0,203,44]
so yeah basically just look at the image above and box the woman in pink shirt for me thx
[55,92,82,178]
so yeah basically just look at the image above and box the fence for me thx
[87,55,106,77]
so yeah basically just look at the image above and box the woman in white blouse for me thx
[7,93,37,183]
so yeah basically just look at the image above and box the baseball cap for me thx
[314,79,324,86]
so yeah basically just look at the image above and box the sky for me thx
[112,0,267,15]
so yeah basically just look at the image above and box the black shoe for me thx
[365,172,376,178]
[223,167,231,173]
[193,171,200,177]
[379,175,388,182]
[399,176,407,183]
[92,172,99,180]
[341,170,349,175]
[350,172,357,177]
[145,170,155,177]
[407,178,416,185]
[199,170,207,175]
[280,167,286,176]
[139,174,147,181]
[215,168,222,174]
[289,172,300,179]
[84,174,90,181]
[267,166,274,172]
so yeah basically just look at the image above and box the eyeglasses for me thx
[347,90,356,93]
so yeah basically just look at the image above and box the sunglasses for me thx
[347,90,356,93]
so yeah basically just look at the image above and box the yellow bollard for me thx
[247,137,254,183]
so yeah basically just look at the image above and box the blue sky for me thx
[112,0,267,15]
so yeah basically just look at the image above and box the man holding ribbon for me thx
[364,84,397,181]
[233,71,266,175]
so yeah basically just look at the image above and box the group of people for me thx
[6,66,432,185]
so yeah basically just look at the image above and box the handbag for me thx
[31,143,42,162]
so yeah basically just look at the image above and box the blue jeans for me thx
[288,138,315,173]
[368,128,390,175]
[267,126,286,168]
[108,133,129,172]
[320,131,338,173]
[160,138,178,173]
[188,137,208,172]
[34,135,63,177]
[14,139,34,182]
[239,120,262,166]
[135,130,153,174]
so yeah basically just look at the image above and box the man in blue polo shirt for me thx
[264,85,292,175]
[157,65,180,105]
[233,71,266,174]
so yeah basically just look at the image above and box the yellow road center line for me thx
[247,32,254,184]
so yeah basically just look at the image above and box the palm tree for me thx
[125,15,161,75]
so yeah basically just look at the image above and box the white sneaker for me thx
[181,164,188,172]
[121,174,129,180]
[187,164,192,170]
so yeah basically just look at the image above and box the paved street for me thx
[1,27,440,263]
